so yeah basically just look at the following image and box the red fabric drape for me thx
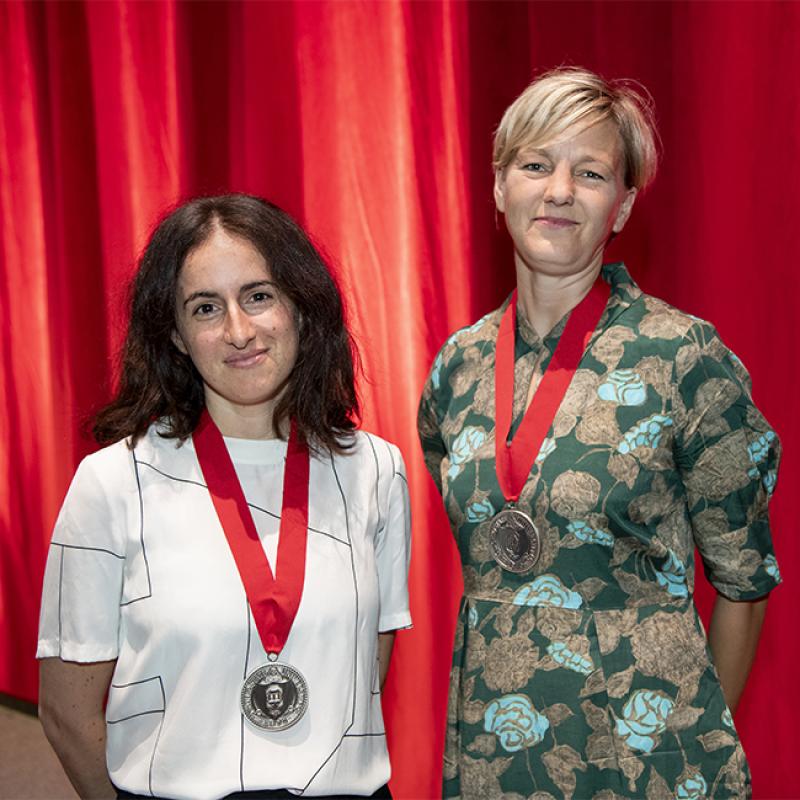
[2,2,798,797]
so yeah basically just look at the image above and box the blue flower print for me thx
[615,689,674,753]
[484,694,550,752]
[676,772,708,799]
[764,554,781,581]
[547,641,594,675]
[466,498,495,523]
[721,707,734,729]
[468,605,479,629]
[762,470,777,497]
[567,520,614,548]
[447,426,487,480]
[617,414,673,454]
[536,437,556,465]
[442,313,492,351]
[654,550,689,598]
[430,351,445,392]
[513,574,583,609]
[747,430,776,466]
[598,369,647,406]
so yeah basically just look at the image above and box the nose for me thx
[223,306,256,349]
[543,163,574,206]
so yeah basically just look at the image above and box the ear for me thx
[171,328,188,355]
[612,186,638,234]
[493,168,507,214]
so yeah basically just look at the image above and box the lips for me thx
[533,216,578,228]
[225,349,268,368]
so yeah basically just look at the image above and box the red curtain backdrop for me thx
[2,2,798,797]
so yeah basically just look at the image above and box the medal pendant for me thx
[241,662,309,731]
[489,507,541,574]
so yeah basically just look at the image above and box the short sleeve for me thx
[417,353,447,493]
[375,446,412,632]
[673,323,781,600]
[37,452,127,661]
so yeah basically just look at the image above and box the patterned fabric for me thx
[418,263,781,800]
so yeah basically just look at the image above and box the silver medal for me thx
[241,662,308,731]
[489,507,541,574]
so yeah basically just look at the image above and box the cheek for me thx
[182,330,218,363]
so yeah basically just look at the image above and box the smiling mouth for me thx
[533,217,578,228]
[225,349,268,368]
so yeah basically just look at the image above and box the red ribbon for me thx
[193,410,310,656]
[494,279,610,502]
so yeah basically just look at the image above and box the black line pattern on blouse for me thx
[148,676,166,796]
[50,542,125,559]
[120,453,152,606]
[57,545,64,656]
[136,460,348,545]
[105,675,168,796]
[106,671,167,793]
[239,598,251,792]
[365,433,382,532]
[300,457,360,794]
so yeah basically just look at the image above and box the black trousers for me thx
[117,785,392,799]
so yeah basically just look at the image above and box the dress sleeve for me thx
[417,352,447,494]
[673,323,781,601]
[375,445,412,632]
[37,451,127,662]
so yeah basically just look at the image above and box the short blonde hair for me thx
[493,67,659,191]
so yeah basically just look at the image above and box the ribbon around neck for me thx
[494,279,610,502]
[193,409,310,656]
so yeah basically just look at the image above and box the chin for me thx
[520,251,581,275]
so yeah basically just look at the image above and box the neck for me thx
[204,395,284,440]
[515,261,603,338]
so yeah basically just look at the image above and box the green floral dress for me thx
[417,264,781,800]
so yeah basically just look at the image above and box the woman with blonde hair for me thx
[419,68,780,798]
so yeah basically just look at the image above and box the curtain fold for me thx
[1,2,797,797]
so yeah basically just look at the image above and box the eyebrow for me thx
[181,279,276,308]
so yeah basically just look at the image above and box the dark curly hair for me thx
[93,194,360,452]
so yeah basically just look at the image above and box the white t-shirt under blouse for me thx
[37,425,412,800]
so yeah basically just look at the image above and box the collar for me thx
[511,261,642,351]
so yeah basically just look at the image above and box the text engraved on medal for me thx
[489,508,541,574]
[241,663,309,731]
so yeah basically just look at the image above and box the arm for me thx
[378,632,396,689]
[39,658,116,800]
[707,594,769,714]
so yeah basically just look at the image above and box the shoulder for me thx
[421,304,505,407]
[640,293,751,380]
[74,436,137,486]
[334,430,405,474]
[621,292,743,371]
[77,424,193,489]
[630,292,715,343]
[431,306,503,368]
[58,438,139,531]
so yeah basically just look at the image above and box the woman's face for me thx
[494,119,637,279]
[172,227,299,430]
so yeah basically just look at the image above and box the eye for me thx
[521,162,548,173]
[192,302,217,317]
[247,290,274,305]
[580,170,606,181]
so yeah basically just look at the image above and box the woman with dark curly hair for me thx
[37,195,411,800]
